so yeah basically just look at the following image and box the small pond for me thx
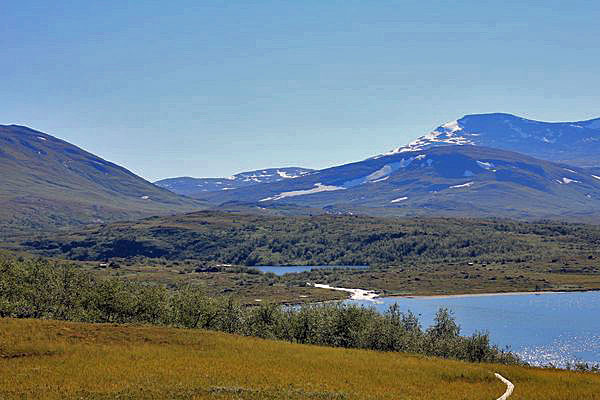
[254,265,369,276]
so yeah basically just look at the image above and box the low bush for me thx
[0,256,521,365]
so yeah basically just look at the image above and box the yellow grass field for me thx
[1,318,599,399]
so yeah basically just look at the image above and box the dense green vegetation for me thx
[0,256,520,365]
[22,211,600,266]
[19,211,600,298]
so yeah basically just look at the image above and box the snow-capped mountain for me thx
[155,167,314,196]
[201,145,600,220]
[379,113,600,167]
[156,112,600,220]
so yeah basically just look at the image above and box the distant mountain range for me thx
[380,113,600,167]
[3,112,600,230]
[200,145,600,220]
[154,167,314,196]
[166,113,600,220]
[0,125,205,233]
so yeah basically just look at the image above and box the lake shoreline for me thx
[390,290,568,299]
[384,288,600,300]
[311,285,600,302]
[309,284,600,301]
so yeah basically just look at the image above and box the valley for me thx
[13,211,600,304]
[4,3,600,397]
[2,115,600,397]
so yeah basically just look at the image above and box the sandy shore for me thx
[312,285,592,302]
[311,283,381,302]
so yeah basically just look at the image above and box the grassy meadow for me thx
[1,318,600,400]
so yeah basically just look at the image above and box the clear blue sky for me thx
[2,1,599,181]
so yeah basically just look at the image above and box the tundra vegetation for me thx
[18,212,600,300]
[1,256,519,365]
[3,318,600,399]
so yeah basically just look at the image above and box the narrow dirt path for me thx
[494,373,514,400]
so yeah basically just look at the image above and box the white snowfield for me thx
[311,283,380,301]
[371,176,389,183]
[390,197,408,203]
[276,169,302,179]
[494,373,514,400]
[558,177,579,184]
[450,181,474,189]
[260,183,344,202]
[366,164,399,181]
[262,159,418,201]
[477,160,495,170]
[349,158,417,184]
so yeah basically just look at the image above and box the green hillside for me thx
[0,124,206,235]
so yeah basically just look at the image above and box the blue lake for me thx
[254,265,369,276]
[345,291,600,367]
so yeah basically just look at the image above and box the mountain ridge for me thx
[380,113,600,167]
[154,167,314,196]
[198,145,600,220]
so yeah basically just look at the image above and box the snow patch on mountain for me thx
[366,164,396,181]
[558,177,580,184]
[390,196,408,203]
[592,175,600,181]
[371,176,389,183]
[442,120,462,133]
[343,158,415,188]
[378,119,473,157]
[260,183,344,202]
[277,170,303,179]
[450,181,474,189]
[374,113,600,167]
[477,160,495,170]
